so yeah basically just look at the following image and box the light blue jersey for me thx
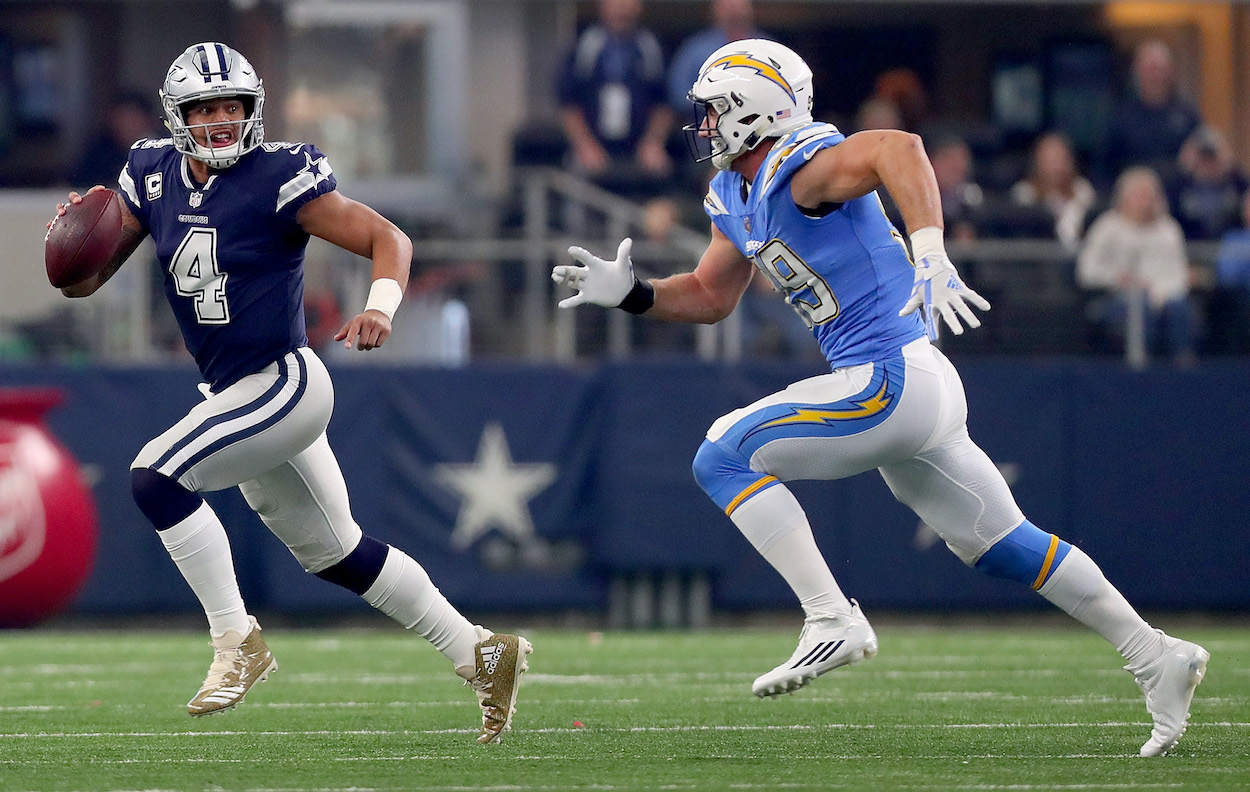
[704,122,926,368]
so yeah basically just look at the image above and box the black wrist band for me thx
[617,278,655,314]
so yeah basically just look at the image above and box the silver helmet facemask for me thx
[160,42,265,169]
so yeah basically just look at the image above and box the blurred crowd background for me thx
[3,0,1250,368]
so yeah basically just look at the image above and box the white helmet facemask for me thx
[683,39,814,170]
[160,42,265,170]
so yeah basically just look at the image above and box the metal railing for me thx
[515,168,735,361]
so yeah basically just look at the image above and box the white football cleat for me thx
[1132,632,1210,757]
[753,600,878,698]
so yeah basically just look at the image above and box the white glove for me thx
[553,238,635,309]
[899,252,990,340]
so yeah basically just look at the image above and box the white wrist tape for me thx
[909,226,946,263]
[364,278,403,321]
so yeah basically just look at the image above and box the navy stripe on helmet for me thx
[152,350,308,476]
[195,43,230,83]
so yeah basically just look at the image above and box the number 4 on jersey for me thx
[170,227,230,324]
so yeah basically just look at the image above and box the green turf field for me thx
[0,623,1246,791]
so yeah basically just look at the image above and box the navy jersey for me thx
[704,123,926,368]
[118,139,336,390]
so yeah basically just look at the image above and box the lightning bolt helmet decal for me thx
[703,53,796,102]
[683,39,814,171]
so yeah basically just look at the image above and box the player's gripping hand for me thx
[334,310,392,351]
[899,252,990,340]
[553,238,636,309]
[46,185,109,229]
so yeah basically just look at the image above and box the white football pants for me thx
[131,346,362,572]
[706,337,1025,563]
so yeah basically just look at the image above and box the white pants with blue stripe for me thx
[131,347,362,573]
[705,337,1025,564]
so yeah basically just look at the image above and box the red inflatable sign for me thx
[0,389,97,627]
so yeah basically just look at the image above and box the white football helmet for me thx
[684,39,814,170]
[160,42,265,169]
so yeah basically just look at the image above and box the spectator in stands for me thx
[1010,131,1098,251]
[666,0,771,114]
[1207,191,1250,353]
[853,96,904,133]
[641,195,682,242]
[871,68,933,134]
[852,98,907,228]
[557,0,673,194]
[929,133,984,241]
[1078,166,1196,365]
[1216,191,1250,291]
[1170,125,1247,242]
[1102,39,1202,190]
[67,90,162,187]
[67,90,172,354]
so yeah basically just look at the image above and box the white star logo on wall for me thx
[434,422,558,551]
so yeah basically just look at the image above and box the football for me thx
[45,188,123,289]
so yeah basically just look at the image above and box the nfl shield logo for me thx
[744,217,752,232]
[189,192,203,208]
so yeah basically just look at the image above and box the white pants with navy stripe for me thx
[706,337,1025,563]
[131,347,362,573]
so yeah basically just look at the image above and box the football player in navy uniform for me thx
[553,39,1208,757]
[52,42,529,743]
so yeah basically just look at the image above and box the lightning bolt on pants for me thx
[694,337,1026,565]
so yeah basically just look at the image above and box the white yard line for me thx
[2,722,1247,739]
[5,695,1245,712]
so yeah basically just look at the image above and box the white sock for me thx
[158,501,250,638]
[730,485,852,619]
[363,547,478,670]
[1037,546,1158,667]
[1118,624,1169,674]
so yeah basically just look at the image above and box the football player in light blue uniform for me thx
[553,39,1206,757]
[52,42,529,742]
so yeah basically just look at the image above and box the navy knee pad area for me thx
[130,467,204,530]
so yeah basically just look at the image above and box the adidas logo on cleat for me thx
[463,630,533,744]
[481,642,505,676]
[791,640,846,668]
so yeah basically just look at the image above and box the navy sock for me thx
[315,535,390,595]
